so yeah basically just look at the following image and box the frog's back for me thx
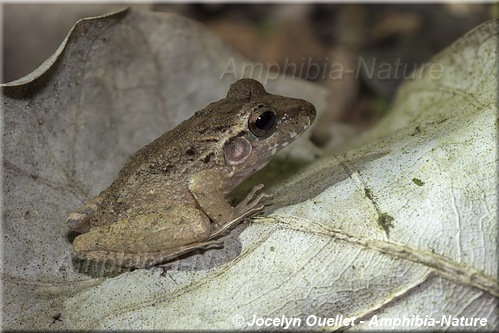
[103,99,244,214]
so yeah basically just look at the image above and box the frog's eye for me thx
[249,106,276,138]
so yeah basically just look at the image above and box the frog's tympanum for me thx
[67,79,316,268]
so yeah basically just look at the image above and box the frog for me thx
[66,78,316,268]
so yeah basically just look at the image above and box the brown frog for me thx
[67,79,316,268]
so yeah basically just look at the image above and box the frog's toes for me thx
[66,212,92,233]
[234,185,273,220]
[66,195,103,233]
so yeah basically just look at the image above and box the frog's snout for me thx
[298,100,316,127]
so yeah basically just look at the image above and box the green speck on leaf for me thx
[410,126,422,136]
[378,213,394,236]
[412,178,425,186]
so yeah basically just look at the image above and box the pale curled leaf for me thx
[1,8,327,330]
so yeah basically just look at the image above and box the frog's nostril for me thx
[310,109,317,121]
[304,104,316,121]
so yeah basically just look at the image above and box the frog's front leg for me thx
[189,169,272,238]
[73,205,222,268]
[211,183,273,239]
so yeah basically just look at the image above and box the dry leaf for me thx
[1,8,327,330]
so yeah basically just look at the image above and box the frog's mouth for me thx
[253,156,272,173]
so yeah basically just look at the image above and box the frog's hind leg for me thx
[66,193,105,233]
[79,239,224,269]
[73,204,217,268]
[140,239,224,268]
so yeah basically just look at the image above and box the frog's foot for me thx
[76,239,223,269]
[66,194,104,233]
[210,184,272,239]
[141,239,224,268]
[234,184,273,217]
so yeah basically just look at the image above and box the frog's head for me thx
[221,79,316,188]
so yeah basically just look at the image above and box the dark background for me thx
[3,3,495,138]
